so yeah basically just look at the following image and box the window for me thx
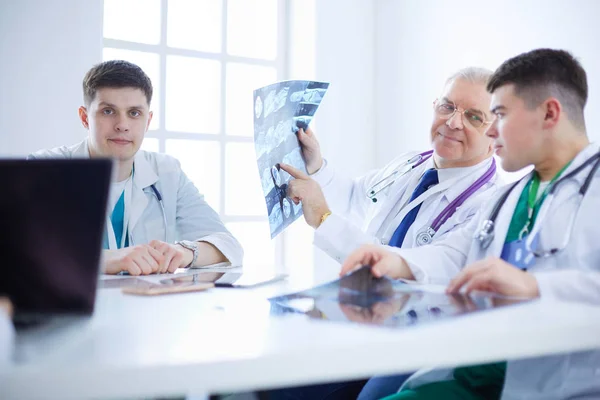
[103,0,296,272]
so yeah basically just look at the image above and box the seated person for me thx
[30,60,243,275]
[341,48,600,400]
[284,67,501,262]
[262,67,502,400]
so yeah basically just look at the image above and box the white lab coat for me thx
[393,142,600,399]
[29,140,244,267]
[0,312,14,370]
[311,152,501,263]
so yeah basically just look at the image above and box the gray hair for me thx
[445,67,494,86]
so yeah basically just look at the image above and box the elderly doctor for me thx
[264,69,502,400]
[282,67,501,265]
[343,49,600,400]
[30,60,243,275]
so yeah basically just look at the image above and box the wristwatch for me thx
[175,240,199,268]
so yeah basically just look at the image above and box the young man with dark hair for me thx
[30,60,243,275]
[341,48,600,399]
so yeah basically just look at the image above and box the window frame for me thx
[103,0,292,271]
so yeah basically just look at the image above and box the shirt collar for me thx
[420,156,495,201]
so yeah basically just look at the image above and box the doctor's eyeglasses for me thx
[434,99,494,130]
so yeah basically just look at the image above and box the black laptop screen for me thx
[0,159,111,315]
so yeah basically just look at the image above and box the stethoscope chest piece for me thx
[475,219,495,250]
[416,227,436,246]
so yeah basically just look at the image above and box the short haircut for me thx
[487,49,588,129]
[446,67,493,87]
[82,60,153,106]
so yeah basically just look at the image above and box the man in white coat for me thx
[282,67,501,265]
[30,60,243,275]
[262,69,503,400]
[342,49,600,400]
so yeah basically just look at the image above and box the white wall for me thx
[311,0,376,275]
[0,0,103,157]
[314,0,375,178]
[374,0,600,165]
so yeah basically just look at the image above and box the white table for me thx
[2,270,600,399]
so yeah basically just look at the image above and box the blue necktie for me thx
[388,169,439,248]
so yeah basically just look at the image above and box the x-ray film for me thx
[253,80,330,238]
[269,267,528,328]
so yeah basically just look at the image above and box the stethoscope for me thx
[133,163,168,243]
[149,183,168,243]
[367,150,434,203]
[107,178,167,249]
[366,150,497,246]
[415,158,496,246]
[475,151,600,254]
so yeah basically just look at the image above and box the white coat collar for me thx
[552,142,600,186]
[130,151,159,233]
[437,157,495,202]
[477,142,600,258]
[132,151,159,190]
[79,138,159,232]
[72,139,90,157]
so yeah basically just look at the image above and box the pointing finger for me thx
[279,163,309,180]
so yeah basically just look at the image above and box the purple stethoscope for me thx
[366,150,497,246]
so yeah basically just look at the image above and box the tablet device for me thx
[122,281,214,296]
[160,271,287,288]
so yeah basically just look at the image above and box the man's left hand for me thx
[149,240,194,273]
[279,163,331,229]
[446,257,540,298]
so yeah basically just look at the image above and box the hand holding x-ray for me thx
[253,80,330,238]
[296,127,323,175]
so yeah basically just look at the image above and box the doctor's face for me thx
[79,87,153,162]
[430,79,494,168]
[486,84,545,172]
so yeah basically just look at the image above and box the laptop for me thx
[0,159,111,328]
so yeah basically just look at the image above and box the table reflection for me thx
[269,267,525,328]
